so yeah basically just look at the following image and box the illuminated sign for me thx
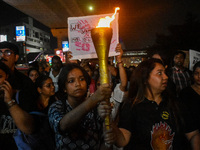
[55,50,65,62]
[16,26,26,42]
[62,41,69,52]
[0,35,7,42]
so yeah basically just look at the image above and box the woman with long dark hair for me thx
[99,58,200,149]
[48,63,112,149]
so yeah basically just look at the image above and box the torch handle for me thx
[98,60,111,130]
[104,100,110,130]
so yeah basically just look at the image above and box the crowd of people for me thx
[0,41,200,150]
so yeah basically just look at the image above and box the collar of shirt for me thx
[173,66,186,73]
[143,97,167,105]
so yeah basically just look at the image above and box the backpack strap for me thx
[29,111,46,116]
[15,90,20,104]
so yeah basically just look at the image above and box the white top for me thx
[110,83,125,150]
[110,83,125,120]
[49,68,62,92]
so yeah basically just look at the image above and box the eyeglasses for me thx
[43,83,54,88]
[0,50,14,57]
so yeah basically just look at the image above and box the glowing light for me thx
[89,6,93,11]
[56,50,60,55]
[96,7,120,28]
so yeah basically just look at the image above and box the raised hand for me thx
[115,43,123,62]
[0,80,13,103]
[91,83,112,102]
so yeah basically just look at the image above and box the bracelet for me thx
[6,99,17,108]
[117,61,123,65]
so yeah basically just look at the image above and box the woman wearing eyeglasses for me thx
[34,75,56,113]
[15,75,56,149]
[13,75,56,149]
[0,42,52,149]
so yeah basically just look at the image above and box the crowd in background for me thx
[0,41,200,150]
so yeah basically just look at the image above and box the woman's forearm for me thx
[113,126,131,147]
[59,96,98,132]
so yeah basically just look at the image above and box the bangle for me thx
[6,99,17,108]
[117,61,123,65]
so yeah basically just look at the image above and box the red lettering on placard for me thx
[82,43,90,51]
[77,20,91,37]
[75,41,90,51]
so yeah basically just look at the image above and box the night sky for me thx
[0,0,200,50]
[118,0,200,49]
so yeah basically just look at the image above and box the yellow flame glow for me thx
[96,7,120,28]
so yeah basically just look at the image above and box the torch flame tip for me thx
[96,7,120,28]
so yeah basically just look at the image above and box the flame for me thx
[96,7,120,28]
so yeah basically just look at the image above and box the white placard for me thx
[189,49,200,71]
[68,13,119,60]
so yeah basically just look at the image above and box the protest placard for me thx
[68,13,119,60]
[189,49,200,71]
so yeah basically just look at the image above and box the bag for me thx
[13,91,55,150]
[13,127,32,150]
[13,111,55,150]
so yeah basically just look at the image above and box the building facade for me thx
[0,17,54,63]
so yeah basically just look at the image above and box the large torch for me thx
[91,7,119,130]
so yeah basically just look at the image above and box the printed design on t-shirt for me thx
[161,111,169,120]
[151,122,175,150]
[0,115,17,134]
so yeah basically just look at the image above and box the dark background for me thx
[0,0,200,50]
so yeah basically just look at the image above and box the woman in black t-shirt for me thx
[99,58,200,150]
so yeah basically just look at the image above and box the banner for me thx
[189,49,200,71]
[68,13,119,60]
